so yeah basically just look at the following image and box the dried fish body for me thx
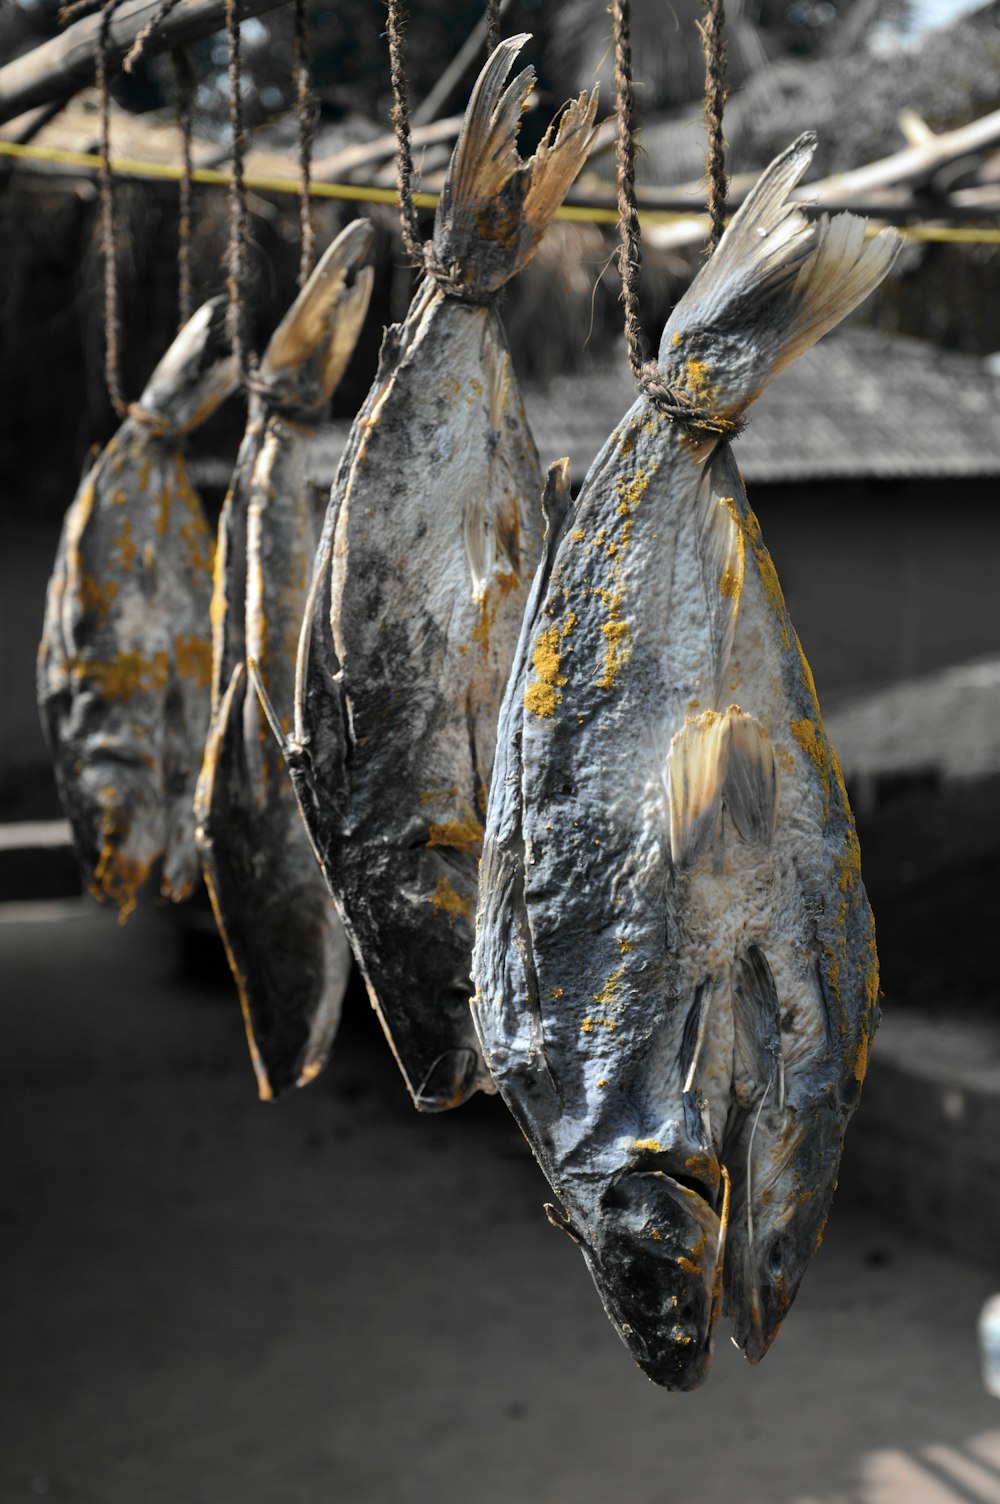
[473,135,898,1387]
[291,37,598,1112]
[38,298,237,920]
[195,221,374,1100]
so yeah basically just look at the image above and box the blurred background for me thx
[1,0,1000,1498]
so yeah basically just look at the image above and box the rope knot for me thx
[422,249,496,307]
[639,362,744,440]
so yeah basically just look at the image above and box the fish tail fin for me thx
[772,210,901,378]
[259,219,375,409]
[433,35,598,299]
[137,295,238,434]
[658,134,900,415]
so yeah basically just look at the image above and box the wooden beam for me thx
[0,0,288,127]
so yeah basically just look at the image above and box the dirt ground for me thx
[2,905,999,1504]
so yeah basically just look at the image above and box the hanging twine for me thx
[293,0,317,285]
[612,0,740,437]
[484,0,501,57]
[123,0,185,72]
[97,0,129,418]
[385,0,425,266]
[59,0,102,26]
[611,0,643,388]
[173,47,195,326]
[225,0,253,376]
[698,0,729,253]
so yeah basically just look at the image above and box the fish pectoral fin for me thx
[731,944,783,1110]
[666,711,730,867]
[722,709,779,844]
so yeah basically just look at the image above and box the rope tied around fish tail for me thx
[484,0,501,57]
[385,0,426,267]
[225,0,254,377]
[98,0,129,418]
[294,0,317,285]
[612,0,740,438]
[698,0,728,254]
[173,46,195,326]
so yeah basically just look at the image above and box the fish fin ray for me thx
[775,214,901,378]
[666,711,730,867]
[722,709,779,844]
[696,458,744,696]
[260,221,375,405]
[657,134,899,408]
[433,36,598,294]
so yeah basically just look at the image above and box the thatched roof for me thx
[295,329,1000,490]
[518,329,1000,484]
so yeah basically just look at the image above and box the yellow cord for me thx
[3,138,1000,241]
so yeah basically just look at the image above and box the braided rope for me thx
[173,46,195,326]
[385,0,425,265]
[484,0,501,57]
[293,0,317,285]
[97,0,129,417]
[611,0,644,385]
[225,0,252,375]
[612,0,738,436]
[697,0,728,253]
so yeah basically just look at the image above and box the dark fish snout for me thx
[586,1167,724,1390]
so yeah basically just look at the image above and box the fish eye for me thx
[768,1238,785,1274]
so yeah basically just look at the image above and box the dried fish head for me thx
[584,1162,723,1390]
[723,1092,841,1363]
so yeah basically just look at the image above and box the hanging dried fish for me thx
[473,135,899,1388]
[287,37,598,1111]
[195,221,374,1101]
[38,298,237,921]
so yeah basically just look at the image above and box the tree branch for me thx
[0,0,288,126]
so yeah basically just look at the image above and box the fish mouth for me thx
[584,1165,724,1390]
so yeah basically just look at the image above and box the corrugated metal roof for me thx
[278,330,1000,494]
